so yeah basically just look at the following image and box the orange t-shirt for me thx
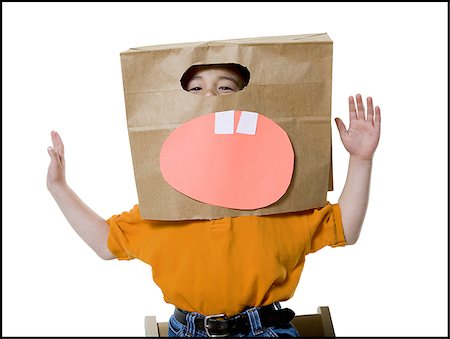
[107,202,346,317]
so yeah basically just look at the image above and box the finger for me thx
[374,106,381,129]
[51,131,58,151]
[51,131,65,158]
[356,93,365,119]
[334,117,347,137]
[349,96,357,121]
[54,131,66,167]
[366,96,374,125]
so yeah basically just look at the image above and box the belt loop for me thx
[186,312,197,337]
[246,307,264,336]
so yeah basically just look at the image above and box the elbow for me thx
[98,253,116,260]
[95,248,116,260]
[343,225,362,246]
[345,235,359,246]
[100,254,116,260]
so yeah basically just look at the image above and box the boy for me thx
[47,63,381,337]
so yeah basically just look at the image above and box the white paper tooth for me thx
[214,110,235,134]
[236,111,258,135]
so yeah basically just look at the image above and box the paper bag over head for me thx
[120,33,334,220]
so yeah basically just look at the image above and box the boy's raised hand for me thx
[46,131,115,259]
[334,94,381,161]
[47,131,67,192]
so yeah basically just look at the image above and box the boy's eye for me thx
[188,87,202,92]
[218,86,235,92]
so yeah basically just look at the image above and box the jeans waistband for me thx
[174,303,295,337]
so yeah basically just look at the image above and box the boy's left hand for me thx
[335,94,381,161]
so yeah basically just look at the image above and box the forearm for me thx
[338,156,373,245]
[49,184,115,260]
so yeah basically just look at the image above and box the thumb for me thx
[334,118,347,137]
[47,146,61,165]
[47,146,54,157]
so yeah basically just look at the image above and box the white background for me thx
[3,2,448,337]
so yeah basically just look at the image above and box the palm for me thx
[335,94,381,161]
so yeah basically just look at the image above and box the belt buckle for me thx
[204,313,229,337]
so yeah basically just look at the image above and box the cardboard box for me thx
[120,33,333,220]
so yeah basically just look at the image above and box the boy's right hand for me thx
[47,131,67,193]
[46,131,115,260]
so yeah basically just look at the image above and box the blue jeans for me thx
[168,305,300,337]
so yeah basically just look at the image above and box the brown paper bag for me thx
[120,33,333,220]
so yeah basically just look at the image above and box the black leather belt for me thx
[174,304,295,337]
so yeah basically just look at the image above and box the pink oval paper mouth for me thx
[159,110,294,210]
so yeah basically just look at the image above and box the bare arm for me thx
[334,94,381,245]
[47,131,116,260]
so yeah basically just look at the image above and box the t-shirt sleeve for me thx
[305,202,346,254]
[106,204,143,260]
